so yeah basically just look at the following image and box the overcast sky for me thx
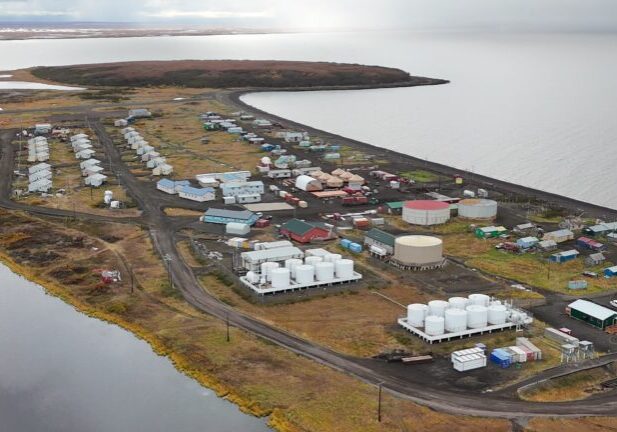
[1,0,617,31]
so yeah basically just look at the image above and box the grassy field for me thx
[399,169,444,183]
[521,363,616,402]
[466,249,614,294]
[526,417,617,432]
[0,208,511,432]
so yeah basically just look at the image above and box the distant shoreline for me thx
[0,28,285,41]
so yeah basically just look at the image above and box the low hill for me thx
[31,60,446,89]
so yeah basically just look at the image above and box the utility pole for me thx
[226,314,230,342]
[377,382,383,423]
[163,253,173,289]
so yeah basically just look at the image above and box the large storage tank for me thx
[466,305,488,328]
[407,304,428,327]
[314,262,335,281]
[305,256,323,266]
[402,200,450,226]
[393,235,443,266]
[488,304,507,325]
[324,253,342,263]
[468,293,490,307]
[458,199,498,219]
[445,308,468,332]
[428,300,450,317]
[271,268,290,289]
[285,258,304,277]
[448,297,468,310]
[295,264,315,284]
[260,262,280,282]
[424,316,445,336]
[245,271,259,284]
[335,259,354,279]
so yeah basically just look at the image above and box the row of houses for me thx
[28,162,52,193]
[27,136,49,162]
[70,133,108,187]
[120,127,173,176]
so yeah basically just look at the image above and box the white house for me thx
[83,165,105,177]
[131,139,147,150]
[80,158,101,170]
[73,142,93,153]
[28,162,51,175]
[124,131,140,141]
[76,149,96,159]
[29,169,52,182]
[85,173,108,187]
[70,133,88,142]
[141,151,160,162]
[146,157,167,169]
[153,164,173,176]
[178,186,216,202]
[156,179,190,194]
[220,181,264,197]
[28,178,52,193]
[114,119,128,127]
[121,127,135,135]
[128,108,152,118]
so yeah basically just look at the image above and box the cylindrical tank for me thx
[284,258,303,277]
[324,253,342,263]
[428,300,449,317]
[445,308,468,332]
[448,297,468,310]
[314,262,335,281]
[402,200,450,226]
[294,264,315,284]
[407,304,428,327]
[393,235,443,266]
[457,199,498,219]
[510,312,521,324]
[245,271,259,284]
[260,262,280,282]
[335,259,354,279]
[466,305,488,329]
[468,293,490,307]
[424,316,445,336]
[271,268,290,289]
[103,190,113,205]
[488,304,507,325]
[305,256,323,266]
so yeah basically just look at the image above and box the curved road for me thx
[2,116,617,419]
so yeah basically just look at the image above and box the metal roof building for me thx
[567,299,617,330]
[241,246,304,271]
[202,208,258,226]
[364,228,396,254]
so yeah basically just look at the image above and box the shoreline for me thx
[0,250,285,430]
[224,88,617,217]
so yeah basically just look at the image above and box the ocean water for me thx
[1,31,615,208]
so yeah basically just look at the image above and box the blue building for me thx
[549,249,579,263]
[202,208,259,226]
[605,266,617,278]
[516,236,539,250]
[157,179,190,195]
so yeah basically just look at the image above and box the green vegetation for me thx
[400,169,442,183]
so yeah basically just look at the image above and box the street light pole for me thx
[377,382,383,423]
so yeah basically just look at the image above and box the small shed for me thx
[385,201,404,215]
[226,223,251,236]
[549,249,579,263]
[115,119,128,127]
[586,253,606,266]
[604,266,617,278]
[475,226,507,239]
[537,239,558,251]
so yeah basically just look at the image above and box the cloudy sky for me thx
[1,0,617,31]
